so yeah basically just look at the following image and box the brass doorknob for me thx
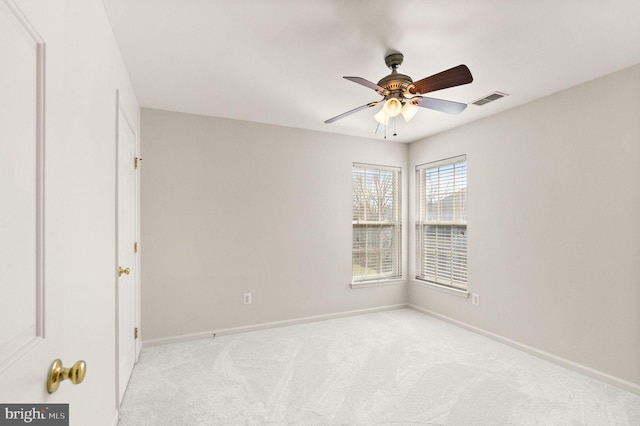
[118,266,130,277]
[47,359,86,393]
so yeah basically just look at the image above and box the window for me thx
[352,163,402,283]
[416,155,467,290]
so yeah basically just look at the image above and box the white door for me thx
[0,0,66,405]
[116,96,138,404]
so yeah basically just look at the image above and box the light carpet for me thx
[118,309,640,425]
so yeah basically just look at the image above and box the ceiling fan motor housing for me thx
[378,52,415,99]
[378,70,413,99]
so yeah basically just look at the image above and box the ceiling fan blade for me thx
[324,102,379,124]
[343,76,388,94]
[412,64,473,95]
[416,97,468,115]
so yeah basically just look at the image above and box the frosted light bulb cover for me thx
[382,98,402,117]
[401,102,419,122]
[374,108,389,125]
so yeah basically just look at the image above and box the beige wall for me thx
[140,110,409,341]
[409,64,640,387]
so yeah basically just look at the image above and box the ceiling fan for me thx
[324,52,473,132]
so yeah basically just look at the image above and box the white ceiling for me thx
[102,0,640,143]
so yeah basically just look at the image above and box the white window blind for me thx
[416,155,467,290]
[352,163,402,282]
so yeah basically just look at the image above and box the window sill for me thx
[411,279,469,297]
[350,278,404,289]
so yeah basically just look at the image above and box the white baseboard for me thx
[142,303,409,348]
[408,304,640,396]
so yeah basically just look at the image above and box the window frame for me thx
[415,155,468,291]
[351,163,402,284]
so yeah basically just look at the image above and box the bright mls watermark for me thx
[0,404,68,425]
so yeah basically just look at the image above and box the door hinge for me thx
[134,242,138,253]
[134,157,142,169]
[134,327,139,339]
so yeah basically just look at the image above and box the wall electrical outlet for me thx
[471,293,480,306]
[243,293,252,304]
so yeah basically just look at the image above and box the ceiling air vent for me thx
[472,91,508,106]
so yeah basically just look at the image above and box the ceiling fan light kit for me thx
[325,52,473,137]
